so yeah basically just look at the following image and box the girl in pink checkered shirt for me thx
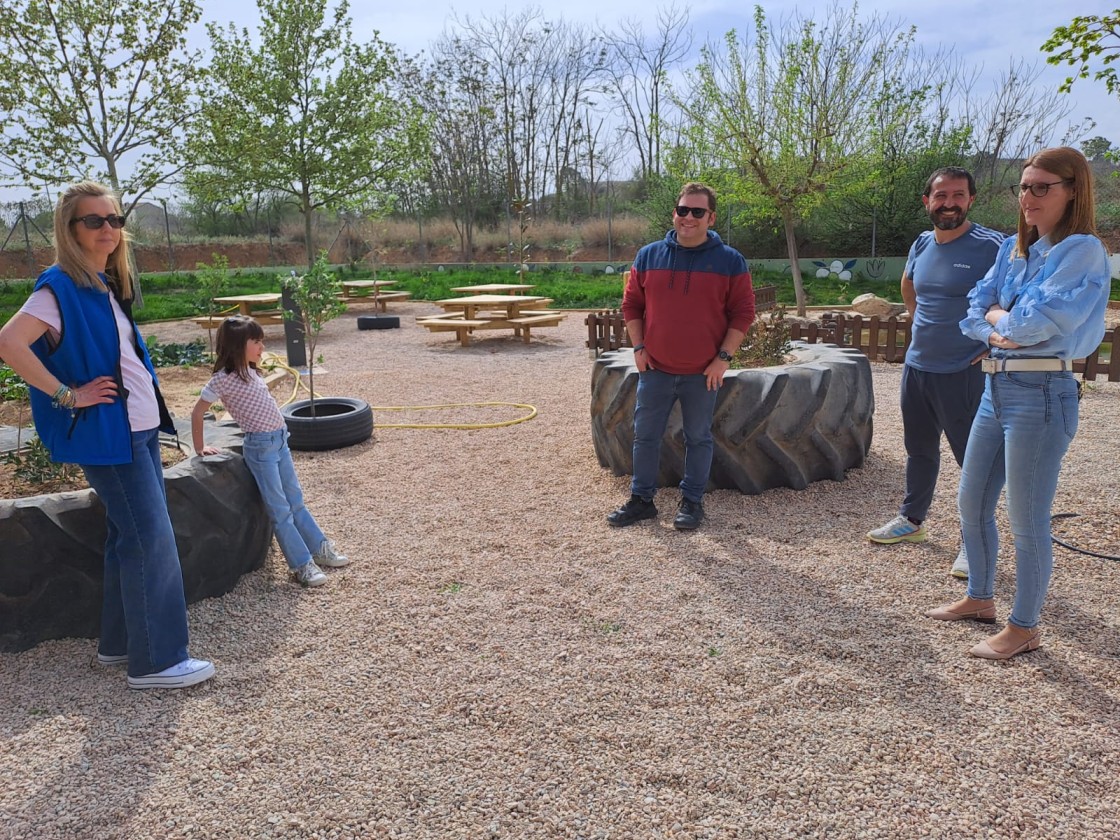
[191,316,349,587]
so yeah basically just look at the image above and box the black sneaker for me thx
[607,495,657,527]
[673,498,705,530]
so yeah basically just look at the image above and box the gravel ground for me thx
[2,303,1119,839]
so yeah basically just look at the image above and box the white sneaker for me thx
[293,560,328,587]
[951,547,969,579]
[314,539,350,568]
[128,658,215,690]
[868,515,928,544]
[97,652,128,666]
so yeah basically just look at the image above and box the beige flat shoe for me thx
[925,597,996,623]
[969,629,1041,661]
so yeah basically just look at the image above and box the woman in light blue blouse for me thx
[925,146,1111,660]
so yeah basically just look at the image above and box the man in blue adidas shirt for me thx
[868,167,1005,579]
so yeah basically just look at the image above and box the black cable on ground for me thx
[1051,513,1120,561]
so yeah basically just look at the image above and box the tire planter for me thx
[0,419,272,652]
[357,314,400,330]
[282,397,374,451]
[590,341,874,495]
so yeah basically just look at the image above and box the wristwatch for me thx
[717,349,733,362]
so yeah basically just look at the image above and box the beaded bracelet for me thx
[51,384,76,410]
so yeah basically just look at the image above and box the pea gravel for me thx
[2,305,1118,839]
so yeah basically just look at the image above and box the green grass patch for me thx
[4,263,1116,325]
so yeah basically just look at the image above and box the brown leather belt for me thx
[981,357,1069,373]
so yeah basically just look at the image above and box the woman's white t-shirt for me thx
[20,286,161,432]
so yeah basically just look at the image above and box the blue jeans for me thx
[900,363,983,522]
[958,371,1079,628]
[82,428,190,678]
[242,428,326,570]
[631,369,719,503]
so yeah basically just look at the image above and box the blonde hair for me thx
[53,181,133,299]
[1016,147,1097,257]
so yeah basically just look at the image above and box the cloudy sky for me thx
[197,0,1117,142]
[2,1,1112,204]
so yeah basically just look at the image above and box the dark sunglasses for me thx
[675,205,710,218]
[71,214,126,230]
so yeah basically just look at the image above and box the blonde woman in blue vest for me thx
[925,148,1111,659]
[0,181,213,689]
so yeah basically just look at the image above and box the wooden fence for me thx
[585,284,777,357]
[587,307,1119,381]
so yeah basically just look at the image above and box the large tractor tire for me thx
[0,419,272,652]
[590,342,874,495]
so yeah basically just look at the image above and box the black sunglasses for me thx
[675,205,710,218]
[72,214,126,230]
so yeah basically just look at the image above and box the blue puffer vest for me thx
[28,266,174,465]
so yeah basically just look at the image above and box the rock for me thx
[0,418,272,652]
[850,293,906,319]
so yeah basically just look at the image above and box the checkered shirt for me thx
[200,369,285,433]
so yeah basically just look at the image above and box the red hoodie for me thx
[622,230,754,374]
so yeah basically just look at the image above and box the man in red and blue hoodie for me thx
[607,182,755,530]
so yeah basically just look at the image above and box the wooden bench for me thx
[337,290,413,312]
[505,312,566,342]
[417,317,491,346]
[507,313,566,326]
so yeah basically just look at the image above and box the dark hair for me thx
[678,181,717,211]
[1016,146,1096,256]
[923,167,976,197]
[213,315,265,382]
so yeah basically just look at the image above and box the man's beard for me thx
[930,207,967,231]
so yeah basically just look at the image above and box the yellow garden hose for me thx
[259,352,538,430]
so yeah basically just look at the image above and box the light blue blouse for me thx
[960,233,1112,361]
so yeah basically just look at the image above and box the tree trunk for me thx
[781,204,807,317]
[302,189,315,268]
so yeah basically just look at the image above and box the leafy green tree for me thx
[1043,10,1120,97]
[1081,135,1117,161]
[189,0,429,267]
[193,254,231,355]
[0,0,203,208]
[675,5,920,314]
[282,252,345,416]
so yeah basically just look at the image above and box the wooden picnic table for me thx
[449,283,535,295]
[337,280,412,312]
[201,293,284,327]
[419,294,565,346]
[340,280,397,297]
[434,294,550,319]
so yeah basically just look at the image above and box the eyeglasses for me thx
[675,206,710,218]
[71,214,126,230]
[1011,180,1072,198]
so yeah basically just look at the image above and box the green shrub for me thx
[144,338,210,368]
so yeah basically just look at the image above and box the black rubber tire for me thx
[590,342,874,495]
[358,314,400,330]
[282,397,374,451]
[0,435,272,652]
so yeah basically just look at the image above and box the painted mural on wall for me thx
[746,257,905,282]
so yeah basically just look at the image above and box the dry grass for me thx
[273,213,654,259]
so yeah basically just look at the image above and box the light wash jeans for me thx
[958,371,1079,628]
[82,428,191,678]
[241,428,326,570]
[631,369,719,503]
